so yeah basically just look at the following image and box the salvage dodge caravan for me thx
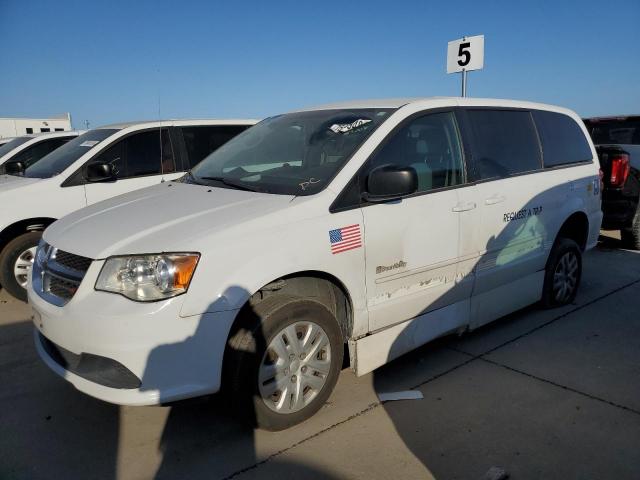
[0,119,255,300]
[29,98,602,430]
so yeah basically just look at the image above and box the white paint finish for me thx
[447,35,484,73]
[27,97,603,406]
[469,271,544,330]
[363,188,462,332]
[0,119,256,237]
[0,130,82,166]
[29,278,239,405]
[352,299,470,376]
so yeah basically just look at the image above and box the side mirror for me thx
[86,162,116,182]
[363,165,418,202]
[3,161,25,175]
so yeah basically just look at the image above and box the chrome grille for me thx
[32,243,93,306]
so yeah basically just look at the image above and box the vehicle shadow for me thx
[0,317,121,480]
[369,180,616,479]
[140,290,340,480]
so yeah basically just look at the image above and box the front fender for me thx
[179,208,369,337]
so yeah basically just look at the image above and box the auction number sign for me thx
[447,35,484,74]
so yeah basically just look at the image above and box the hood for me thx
[0,174,41,191]
[44,182,296,258]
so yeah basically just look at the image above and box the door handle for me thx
[484,195,506,205]
[452,202,477,212]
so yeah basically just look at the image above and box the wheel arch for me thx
[237,270,354,341]
[0,217,56,256]
[555,211,589,251]
[221,270,355,394]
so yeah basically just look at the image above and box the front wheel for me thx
[0,231,42,302]
[225,296,343,431]
[541,237,582,308]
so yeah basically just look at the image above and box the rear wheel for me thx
[225,295,343,431]
[541,237,582,308]
[0,231,42,302]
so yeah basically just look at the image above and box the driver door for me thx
[84,128,177,205]
[361,111,471,332]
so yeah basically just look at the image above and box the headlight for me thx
[95,253,199,301]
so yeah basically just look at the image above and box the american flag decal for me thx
[329,224,362,254]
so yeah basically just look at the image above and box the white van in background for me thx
[0,119,256,300]
[0,131,83,173]
[28,98,602,430]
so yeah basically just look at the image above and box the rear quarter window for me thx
[467,109,541,181]
[533,111,593,167]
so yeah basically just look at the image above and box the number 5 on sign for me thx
[447,35,484,73]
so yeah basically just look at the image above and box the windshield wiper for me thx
[199,176,259,192]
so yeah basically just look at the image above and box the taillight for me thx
[609,154,630,187]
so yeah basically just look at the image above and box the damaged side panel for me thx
[350,299,469,376]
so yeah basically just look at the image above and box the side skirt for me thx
[350,299,469,377]
[469,270,544,330]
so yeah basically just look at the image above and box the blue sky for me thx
[1,0,638,128]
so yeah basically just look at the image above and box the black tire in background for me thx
[0,231,42,302]
[541,237,582,308]
[225,294,344,431]
[621,206,640,250]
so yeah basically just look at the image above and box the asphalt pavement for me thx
[1,231,639,480]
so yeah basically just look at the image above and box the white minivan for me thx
[0,119,256,300]
[29,98,602,430]
[0,130,82,173]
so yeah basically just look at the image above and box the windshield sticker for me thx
[299,177,321,191]
[329,119,372,134]
[79,140,100,147]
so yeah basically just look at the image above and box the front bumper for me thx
[29,276,239,406]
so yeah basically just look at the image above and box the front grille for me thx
[32,243,93,306]
[48,275,80,300]
[54,250,92,273]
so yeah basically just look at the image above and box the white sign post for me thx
[447,35,484,97]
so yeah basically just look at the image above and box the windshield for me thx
[585,117,640,145]
[24,129,118,178]
[0,137,30,160]
[189,108,394,195]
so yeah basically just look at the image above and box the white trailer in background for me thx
[0,114,72,138]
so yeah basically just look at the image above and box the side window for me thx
[181,125,249,169]
[467,110,541,181]
[366,111,464,192]
[10,138,71,169]
[532,111,593,167]
[26,128,33,134]
[90,140,125,178]
[124,129,175,177]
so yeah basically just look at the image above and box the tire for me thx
[225,294,344,431]
[0,231,42,302]
[541,237,582,308]
[621,205,640,250]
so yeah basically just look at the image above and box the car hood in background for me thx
[0,175,41,191]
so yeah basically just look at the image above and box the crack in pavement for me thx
[478,356,640,416]
[446,277,640,415]
[223,277,640,479]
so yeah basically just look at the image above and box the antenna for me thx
[158,79,164,179]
